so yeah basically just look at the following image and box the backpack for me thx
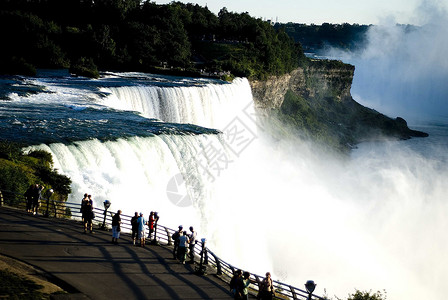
[172,231,180,241]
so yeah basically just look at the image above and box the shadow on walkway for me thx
[0,206,234,300]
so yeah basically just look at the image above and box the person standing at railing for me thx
[177,231,190,264]
[80,194,88,222]
[230,269,242,299]
[238,271,252,300]
[131,212,139,245]
[148,211,155,240]
[257,272,275,300]
[137,212,147,247]
[172,225,183,259]
[31,184,44,216]
[111,210,122,245]
[24,184,34,213]
[188,226,197,263]
[81,194,94,233]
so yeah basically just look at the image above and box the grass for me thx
[0,269,48,299]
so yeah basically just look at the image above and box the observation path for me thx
[0,206,237,300]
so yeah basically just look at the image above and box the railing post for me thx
[194,238,207,276]
[290,285,298,300]
[165,227,173,245]
[229,265,235,275]
[254,274,262,289]
[44,189,54,217]
[53,201,56,218]
[208,250,222,275]
[204,247,209,265]
[0,190,3,207]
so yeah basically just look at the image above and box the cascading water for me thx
[99,77,254,130]
[26,134,232,231]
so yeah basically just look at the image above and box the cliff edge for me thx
[249,59,428,151]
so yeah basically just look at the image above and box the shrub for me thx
[69,57,100,78]
[347,289,387,300]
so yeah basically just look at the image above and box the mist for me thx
[206,125,448,300]
[324,1,448,123]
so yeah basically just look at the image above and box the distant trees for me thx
[0,0,303,79]
[275,22,371,52]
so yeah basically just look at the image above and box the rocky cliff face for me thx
[248,60,427,150]
[249,61,354,111]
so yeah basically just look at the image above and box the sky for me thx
[152,0,446,25]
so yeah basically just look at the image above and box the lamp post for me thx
[305,280,316,300]
[44,189,54,217]
[101,200,111,230]
[194,238,207,276]
[150,212,160,245]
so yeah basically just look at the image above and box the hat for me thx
[140,212,143,216]
[178,225,183,229]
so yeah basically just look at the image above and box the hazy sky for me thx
[152,0,444,25]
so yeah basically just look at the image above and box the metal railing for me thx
[0,189,326,300]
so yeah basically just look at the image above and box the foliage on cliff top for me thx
[275,22,371,53]
[0,141,71,205]
[0,0,302,80]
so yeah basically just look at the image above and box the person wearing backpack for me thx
[172,225,183,259]
[230,269,242,299]
[130,212,139,245]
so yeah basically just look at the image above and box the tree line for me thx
[0,0,303,79]
[275,22,371,52]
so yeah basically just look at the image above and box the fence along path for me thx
[0,189,326,300]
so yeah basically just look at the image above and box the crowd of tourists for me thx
[230,270,275,300]
[78,196,198,265]
[78,194,275,299]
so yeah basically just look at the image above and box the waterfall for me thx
[26,134,233,231]
[99,77,254,130]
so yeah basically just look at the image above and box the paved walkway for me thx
[0,206,234,299]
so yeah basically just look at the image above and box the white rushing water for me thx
[99,77,254,130]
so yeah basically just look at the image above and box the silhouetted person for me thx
[111,210,122,244]
[24,184,34,213]
[131,212,139,245]
[258,272,275,300]
[81,194,94,233]
[230,269,242,299]
[177,231,190,264]
[188,226,197,263]
[172,225,183,259]
[80,193,88,221]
